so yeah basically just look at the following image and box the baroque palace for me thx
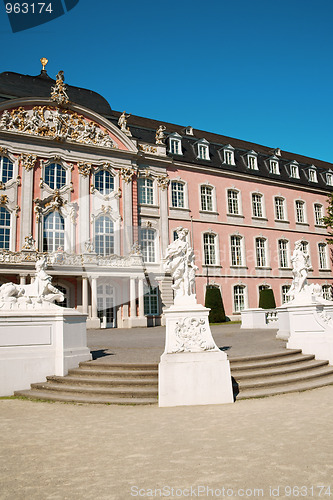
[0,61,332,328]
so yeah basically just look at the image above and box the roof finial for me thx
[40,57,48,71]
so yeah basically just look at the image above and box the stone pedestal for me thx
[0,306,91,396]
[241,308,278,329]
[282,304,333,364]
[158,303,234,407]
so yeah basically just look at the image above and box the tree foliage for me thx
[322,193,333,244]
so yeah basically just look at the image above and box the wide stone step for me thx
[231,359,329,379]
[235,374,333,400]
[47,375,158,387]
[233,366,333,389]
[230,353,315,370]
[29,382,158,397]
[79,362,158,371]
[14,390,157,405]
[68,368,158,378]
[230,349,302,363]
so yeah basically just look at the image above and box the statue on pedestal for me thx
[164,227,198,305]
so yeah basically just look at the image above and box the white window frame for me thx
[0,155,14,184]
[230,235,245,267]
[140,227,157,263]
[94,169,115,195]
[326,172,333,186]
[255,237,267,268]
[308,167,317,183]
[295,199,306,224]
[170,180,187,209]
[203,232,218,266]
[322,284,332,301]
[314,203,324,226]
[138,177,155,205]
[274,197,286,221]
[233,285,247,312]
[221,145,235,166]
[0,205,11,250]
[168,133,183,155]
[227,189,241,216]
[144,285,160,316]
[251,192,265,218]
[196,139,210,160]
[43,211,66,253]
[247,151,258,170]
[200,184,216,212]
[269,156,280,175]
[278,239,289,268]
[289,161,300,179]
[318,242,329,270]
[94,214,115,256]
[281,284,291,304]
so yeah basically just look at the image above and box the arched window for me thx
[94,215,114,255]
[140,228,156,263]
[171,181,185,208]
[234,285,245,312]
[203,233,216,265]
[200,185,213,212]
[43,212,65,252]
[0,156,13,184]
[255,238,266,267]
[230,235,243,266]
[0,206,11,249]
[45,163,66,190]
[94,170,114,195]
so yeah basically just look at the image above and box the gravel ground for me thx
[1,386,332,500]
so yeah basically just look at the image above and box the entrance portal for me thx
[97,283,115,328]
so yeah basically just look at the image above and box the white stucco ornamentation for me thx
[22,233,36,250]
[155,125,166,144]
[157,174,170,190]
[50,70,70,105]
[0,255,64,308]
[20,153,37,172]
[165,227,198,306]
[117,111,132,136]
[121,166,137,184]
[0,106,117,149]
[171,317,217,353]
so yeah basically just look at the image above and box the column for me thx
[159,186,169,258]
[91,277,98,319]
[138,277,144,318]
[19,274,27,286]
[122,178,133,255]
[79,172,90,251]
[19,167,34,249]
[130,277,136,318]
[82,277,88,314]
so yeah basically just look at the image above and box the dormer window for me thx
[326,172,333,186]
[222,145,235,166]
[196,139,210,160]
[308,166,317,183]
[289,162,300,179]
[269,156,280,174]
[168,133,182,155]
[247,151,258,170]
[185,126,193,136]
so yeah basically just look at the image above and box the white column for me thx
[123,179,133,255]
[19,275,27,286]
[130,277,136,318]
[91,277,98,319]
[19,168,34,249]
[82,277,88,314]
[79,173,90,251]
[159,186,169,257]
[138,277,144,318]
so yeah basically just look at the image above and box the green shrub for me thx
[205,287,226,323]
[258,288,276,309]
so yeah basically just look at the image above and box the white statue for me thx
[0,255,64,306]
[165,227,198,304]
[155,125,166,144]
[288,240,311,299]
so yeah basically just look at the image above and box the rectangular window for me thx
[252,193,263,218]
[322,285,332,300]
[144,286,159,316]
[231,235,242,266]
[296,200,305,223]
[203,233,216,265]
[278,240,288,268]
[318,243,328,269]
[314,204,323,225]
[138,178,154,205]
[200,185,213,211]
[255,238,266,267]
[171,181,184,208]
[326,173,333,186]
[234,285,245,312]
[198,145,208,159]
[282,285,291,304]
[309,169,317,182]
[275,198,285,221]
[290,164,299,178]
[248,156,258,170]
[170,139,181,155]
[270,160,279,174]
[225,150,234,165]
[140,228,156,263]
[227,190,239,215]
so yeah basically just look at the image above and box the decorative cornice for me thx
[0,146,8,155]
[78,162,92,177]
[121,166,137,184]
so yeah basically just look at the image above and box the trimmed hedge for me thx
[205,287,226,323]
[258,288,276,309]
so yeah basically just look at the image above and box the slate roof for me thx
[109,110,333,192]
[0,71,112,116]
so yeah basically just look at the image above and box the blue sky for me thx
[1,0,333,162]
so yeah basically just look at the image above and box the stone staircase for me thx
[15,349,333,404]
